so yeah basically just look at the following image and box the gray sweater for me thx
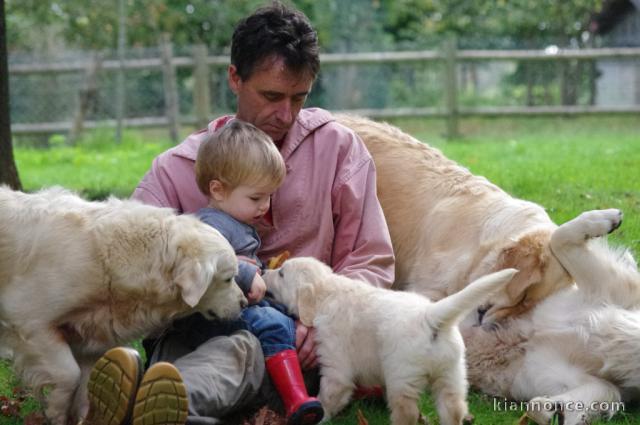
[197,208,261,294]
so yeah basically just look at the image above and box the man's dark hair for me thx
[231,1,320,81]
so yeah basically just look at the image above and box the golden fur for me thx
[0,186,246,425]
[264,257,517,425]
[337,114,572,325]
[335,115,637,424]
[464,209,640,425]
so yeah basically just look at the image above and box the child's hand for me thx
[247,273,266,304]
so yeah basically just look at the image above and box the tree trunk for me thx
[0,0,22,190]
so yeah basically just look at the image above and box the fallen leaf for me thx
[24,412,46,425]
[255,406,267,425]
[517,413,530,425]
[357,409,369,425]
[0,398,20,417]
[241,406,286,425]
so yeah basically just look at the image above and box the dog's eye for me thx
[225,277,233,283]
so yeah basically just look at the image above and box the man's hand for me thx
[247,273,266,304]
[295,322,318,370]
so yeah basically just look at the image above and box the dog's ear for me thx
[495,232,547,301]
[297,283,317,327]
[174,257,214,307]
[504,260,542,301]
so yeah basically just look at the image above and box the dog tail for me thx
[429,268,518,329]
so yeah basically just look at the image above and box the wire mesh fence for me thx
[8,41,640,143]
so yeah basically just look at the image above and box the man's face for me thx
[228,57,314,142]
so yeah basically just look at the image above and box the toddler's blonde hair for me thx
[195,120,286,195]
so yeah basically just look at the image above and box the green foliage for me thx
[297,0,393,52]
[6,0,608,52]
[0,360,42,425]
[6,0,265,51]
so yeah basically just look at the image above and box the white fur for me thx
[0,186,246,425]
[466,209,639,425]
[263,257,517,425]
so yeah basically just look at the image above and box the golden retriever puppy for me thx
[465,209,640,425]
[263,257,517,425]
[337,115,572,324]
[0,186,247,425]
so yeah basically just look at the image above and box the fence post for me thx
[161,33,180,144]
[115,0,126,144]
[443,37,459,139]
[68,53,102,145]
[193,44,211,129]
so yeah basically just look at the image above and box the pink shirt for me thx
[132,108,395,288]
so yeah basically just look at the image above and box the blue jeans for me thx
[161,300,295,358]
[241,300,296,357]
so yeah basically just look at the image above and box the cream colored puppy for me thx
[263,257,517,425]
[0,186,247,425]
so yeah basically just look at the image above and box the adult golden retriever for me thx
[465,209,639,425]
[264,257,517,425]
[338,116,638,424]
[338,115,572,325]
[0,186,247,425]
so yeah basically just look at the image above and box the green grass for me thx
[14,127,171,199]
[390,115,640,256]
[4,115,640,424]
[0,360,42,424]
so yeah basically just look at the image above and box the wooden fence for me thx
[9,42,640,141]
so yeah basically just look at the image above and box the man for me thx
[86,2,394,424]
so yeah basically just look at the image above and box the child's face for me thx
[216,184,274,225]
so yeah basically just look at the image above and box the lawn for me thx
[3,115,640,424]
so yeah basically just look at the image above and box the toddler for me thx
[194,119,323,425]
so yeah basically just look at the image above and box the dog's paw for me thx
[555,209,622,245]
[559,410,594,425]
[526,396,564,425]
[576,209,622,239]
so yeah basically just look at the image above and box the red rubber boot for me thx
[265,350,324,425]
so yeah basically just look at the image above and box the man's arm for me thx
[131,130,209,213]
[131,155,180,209]
[331,156,395,288]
